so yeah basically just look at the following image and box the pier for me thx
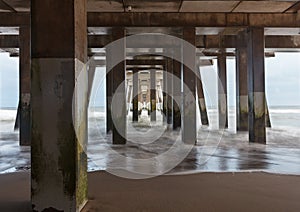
[0,1,300,211]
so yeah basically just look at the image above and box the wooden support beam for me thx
[87,35,300,49]
[202,51,275,58]
[91,58,213,68]
[87,59,166,67]
[1,12,300,28]
[265,35,300,49]
[88,12,300,27]
[89,50,277,59]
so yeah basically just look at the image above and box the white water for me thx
[1,106,300,175]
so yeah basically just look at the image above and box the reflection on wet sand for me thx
[87,113,300,175]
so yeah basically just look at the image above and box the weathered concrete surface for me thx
[132,68,139,122]
[172,56,181,130]
[31,58,88,211]
[30,0,88,211]
[247,28,266,144]
[182,27,196,145]
[111,28,126,145]
[218,49,228,129]
[196,66,209,126]
[150,70,156,122]
[236,31,248,131]
[18,26,31,146]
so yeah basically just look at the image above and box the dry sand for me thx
[1,171,300,212]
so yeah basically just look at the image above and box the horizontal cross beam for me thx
[1,34,300,49]
[202,51,275,58]
[0,12,300,28]
[87,12,300,28]
[92,58,213,67]
[90,59,165,66]
[0,12,29,26]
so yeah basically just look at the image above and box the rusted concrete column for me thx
[106,47,113,132]
[132,68,139,122]
[172,55,181,130]
[182,27,196,144]
[218,50,228,129]
[31,0,88,211]
[111,28,126,145]
[247,27,266,144]
[236,32,248,131]
[196,65,209,126]
[19,26,31,146]
[162,64,167,122]
[166,58,173,126]
[150,70,156,121]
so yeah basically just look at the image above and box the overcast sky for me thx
[0,52,299,108]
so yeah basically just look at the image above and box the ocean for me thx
[1,106,300,176]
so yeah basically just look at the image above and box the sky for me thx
[201,52,300,107]
[0,53,19,108]
[0,52,300,108]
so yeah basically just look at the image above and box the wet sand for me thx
[1,171,300,212]
[0,172,31,212]
[1,108,300,211]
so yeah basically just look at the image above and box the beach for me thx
[1,171,300,212]
[1,106,300,211]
